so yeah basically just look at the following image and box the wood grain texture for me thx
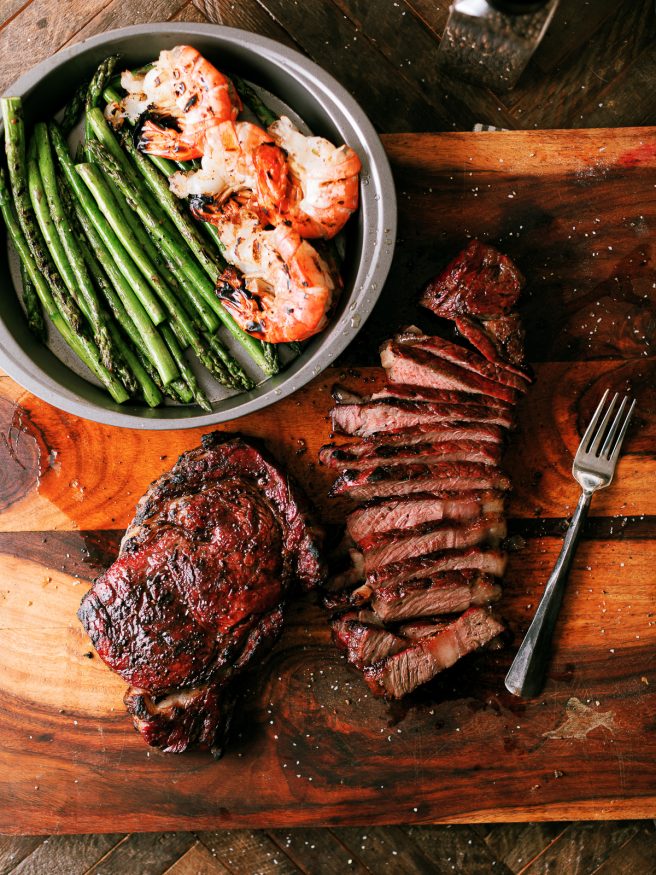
[266,827,372,875]
[90,833,196,874]
[2,4,656,863]
[1,127,656,834]
[162,843,231,875]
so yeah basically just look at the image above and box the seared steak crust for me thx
[395,326,531,390]
[420,239,524,318]
[79,432,324,756]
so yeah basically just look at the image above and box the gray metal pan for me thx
[0,22,396,429]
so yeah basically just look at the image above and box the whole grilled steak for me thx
[78,432,324,756]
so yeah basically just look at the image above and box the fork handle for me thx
[505,490,592,698]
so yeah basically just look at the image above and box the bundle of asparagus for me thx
[0,57,287,411]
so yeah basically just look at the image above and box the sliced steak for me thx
[319,439,502,470]
[367,546,508,589]
[363,608,506,698]
[324,243,528,701]
[332,611,406,668]
[395,326,531,390]
[355,514,507,573]
[329,463,511,501]
[346,491,505,542]
[331,399,514,437]
[370,573,501,622]
[420,240,524,318]
[380,340,519,404]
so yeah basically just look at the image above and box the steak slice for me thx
[319,439,502,469]
[370,573,501,622]
[370,384,513,412]
[420,240,524,318]
[329,462,511,500]
[380,340,519,404]
[332,611,406,669]
[355,514,507,573]
[362,422,505,446]
[332,382,512,410]
[420,241,528,369]
[346,491,505,542]
[363,608,506,698]
[395,326,531,390]
[331,398,514,437]
[366,546,508,589]
[78,432,324,756]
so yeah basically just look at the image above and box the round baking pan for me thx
[0,22,396,429]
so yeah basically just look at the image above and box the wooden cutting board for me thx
[1,129,656,834]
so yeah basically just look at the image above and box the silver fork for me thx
[505,390,636,698]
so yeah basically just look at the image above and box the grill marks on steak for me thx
[321,241,529,699]
[319,438,502,469]
[78,433,324,756]
[420,240,529,370]
[420,239,524,318]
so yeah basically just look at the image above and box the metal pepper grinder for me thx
[437,0,560,92]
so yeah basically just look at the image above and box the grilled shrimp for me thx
[114,46,241,160]
[191,195,338,343]
[169,114,360,239]
[267,116,361,239]
[169,120,289,212]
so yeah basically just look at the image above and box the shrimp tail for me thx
[188,194,223,224]
[135,111,202,161]
[215,267,267,337]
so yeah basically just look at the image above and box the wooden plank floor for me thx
[1,0,655,872]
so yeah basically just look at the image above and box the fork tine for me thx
[599,396,628,457]
[577,389,610,455]
[586,392,618,455]
[608,398,636,463]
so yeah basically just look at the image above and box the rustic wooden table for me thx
[1,1,655,873]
